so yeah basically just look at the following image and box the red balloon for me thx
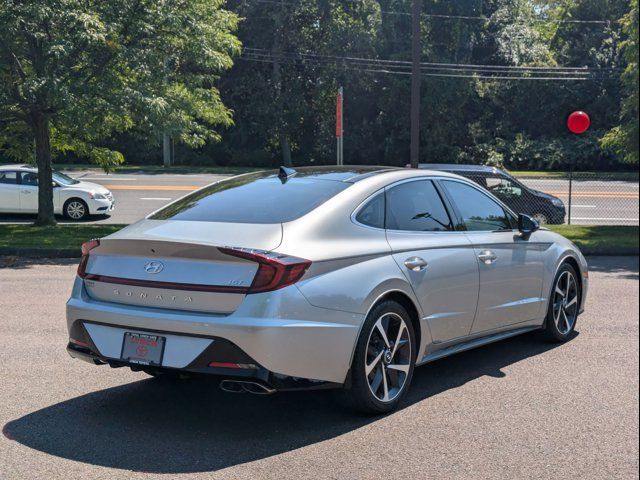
[567,111,591,134]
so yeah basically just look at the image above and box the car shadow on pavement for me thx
[586,256,639,281]
[3,331,576,474]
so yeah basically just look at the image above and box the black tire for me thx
[532,212,549,225]
[348,300,416,414]
[63,198,90,221]
[543,263,581,342]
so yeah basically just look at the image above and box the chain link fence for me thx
[455,170,639,226]
[516,173,639,226]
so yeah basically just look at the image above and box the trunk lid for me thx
[81,219,282,314]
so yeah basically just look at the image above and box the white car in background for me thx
[0,165,114,220]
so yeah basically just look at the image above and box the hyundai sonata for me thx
[66,166,587,413]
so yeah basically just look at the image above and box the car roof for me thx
[0,164,33,171]
[264,165,402,183]
[417,163,507,175]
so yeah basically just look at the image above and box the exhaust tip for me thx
[219,380,275,395]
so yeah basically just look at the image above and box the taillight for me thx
[219,247,311,294]
[77,239,100,278]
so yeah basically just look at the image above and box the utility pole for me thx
[336,87,344,165]
[410,0,421,168]
[163,134,172,167]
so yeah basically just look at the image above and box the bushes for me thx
[455,131,627,171]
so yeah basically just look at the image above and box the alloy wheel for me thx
[67,201,86,220]
[552,270,579,335]
[365,312,412,402]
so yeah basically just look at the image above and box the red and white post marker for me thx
[336,87,344,165]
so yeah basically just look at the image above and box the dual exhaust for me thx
[219,379,276,395]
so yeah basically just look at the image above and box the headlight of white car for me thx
[91,192,107,200]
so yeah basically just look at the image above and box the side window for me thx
[485,175,523,198]
[355,192,385,229]
[385,180,452,232]
[442,180,512,232]
[0,171,18,185]
[20,172,38,186]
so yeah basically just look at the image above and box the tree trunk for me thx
[32,114,56,226]
[280,135,291,167]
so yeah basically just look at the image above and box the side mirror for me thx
[518,214,539,238]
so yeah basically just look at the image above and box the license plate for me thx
[120,332,165,366]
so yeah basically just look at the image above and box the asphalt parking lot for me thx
[0,256,637,479]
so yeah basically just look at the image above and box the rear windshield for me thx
[150,172,350,224]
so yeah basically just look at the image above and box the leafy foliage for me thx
[601,0,639,164]
[0,0,240,222]
[0,0,637,178]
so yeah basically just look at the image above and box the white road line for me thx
[140,197,172,201]
[80,177,139,181]
[571,205,597,208]
[571,217,639,221]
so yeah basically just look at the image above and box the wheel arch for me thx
[543,254,584,328]
[63,197,90,220]
[345,288,423,388]
[561,255,583,300]
[359,289,423,361]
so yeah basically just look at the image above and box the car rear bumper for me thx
[67,320,343,391]
[66,277,362,385]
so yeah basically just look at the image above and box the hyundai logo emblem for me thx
[144,261,164,274]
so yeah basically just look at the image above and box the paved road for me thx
[0,171,226,225]
[0,171,637,225]
[0,257,638,479]
[523,178,638,225]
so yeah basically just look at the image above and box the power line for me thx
[242,47,620,76]
[240,49,618,81]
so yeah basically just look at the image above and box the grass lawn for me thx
[0,224,125,250]
[510,170,639,180]
[548,225,639,255]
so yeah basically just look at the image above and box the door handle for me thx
[478,250,498,265]
[404,257,428,272]
[21,190,31,194]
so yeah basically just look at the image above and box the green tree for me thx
[601,0,639,164]
[0,0,239,225]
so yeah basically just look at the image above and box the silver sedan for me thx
[66,166,588,413]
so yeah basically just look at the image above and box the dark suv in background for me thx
[418,164,566,225]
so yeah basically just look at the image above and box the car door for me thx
[439,179,544,334]
[384,179,480,345]
[0,171,21,212]
[17,171,39,212]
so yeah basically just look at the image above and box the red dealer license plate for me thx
[120,332,165,366]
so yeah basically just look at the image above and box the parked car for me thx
[0,164,114,220]
[417,164,566,224]
[67,166,587,413]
